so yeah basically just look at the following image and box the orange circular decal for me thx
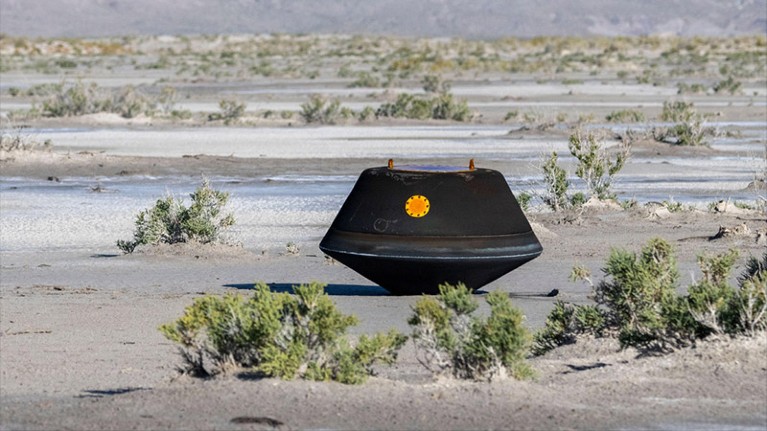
[405,195,430,218]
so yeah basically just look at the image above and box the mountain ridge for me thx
[1,0,765,39]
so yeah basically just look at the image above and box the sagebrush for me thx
[408,283,534,381]
[208,99,246,125]
[534,240,767,355]
[117,179,235,253]
[375,91,471,122]
[568,131,630,200]
[39,81,155,119]
[541,151,570,211]
[300,94,341,124]
[540,131,629,211]
[653,100,715,146]
[160,282,406,384]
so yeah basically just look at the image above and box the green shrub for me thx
[676,82,707,95]
[596,238,692,349]
[348,71,381,88]
[605,109,645,123]
[504,110,519,121]
[516,192,532,212]
[736,252,767,334]
[537,240,767,354]
[662,199,685,212]
[687,250,740,335]
[654,100,714,146]
[357,106,376,122]
[208,99,246,125]
[40,81,156,119]
[375,92,471,122]
[421,74,450,93]
[741,252,767,282]
[41,81,106,117]
[569,191,587,208]
[110,85,155,118]
[533,301,607,355]
[408,283,534,381]
[160,282,406,383]
[568,131,630,200]
[55,58,78,69]
[431,92,471,121]
[170,109,193,120]
[339,106,356,120]
[713,76,742,95]
[376,93,413,118]
[26,83,63,97]
[300,94,341,124]
[660,100,695,122]
[158,86,178,114]
[117,178,235,253]
[0,128,52,152]
[541,151,570,212]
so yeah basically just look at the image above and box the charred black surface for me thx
[320,165,542,295]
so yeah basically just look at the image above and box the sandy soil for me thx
[1,145,765,430]
[1,48,766,429]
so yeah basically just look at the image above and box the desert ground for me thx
[1,34,766,430]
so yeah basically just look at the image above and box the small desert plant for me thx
[376,92,471,122]
[300,94,341,124]
[535,240,767,354]
[532,301,607,355]
[421,74,450,93]
[40,81,158,119]
[676,82,707,95]
[40,81,106,117]
[504,110,519,121]
[408,283,534,381]
[158,86,179,114]
[285,241,300,256]
[713,76,742,95]
[605,109,645,123]
[569,191,587,208]
[117,178,235,253]
[0,126,52,152]
[348,71,381,88]
[568,131,630,200]
[662,199,685,212]
[160,282,406,383]
[687,250,740,335]
[733,201,755,211]
[591,238,693,349]
[660,100,695,122]
[431,92,471,121]
[736,252,767,334]
[208,99,246,125]
[654,100,713,146]
[110,85,155,118]
[357,106,376,122]
[516,192,532,212]
[376,93,417,118]
[541,151,570,212]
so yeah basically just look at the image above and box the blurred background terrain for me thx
[1,0,765,38]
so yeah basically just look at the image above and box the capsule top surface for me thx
[327,165,532,237]
[390,165,473,173]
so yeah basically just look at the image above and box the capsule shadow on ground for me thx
[224,282,390,296]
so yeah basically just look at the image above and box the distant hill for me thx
[1,0,765,39]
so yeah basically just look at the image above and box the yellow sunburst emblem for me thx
[405,195,430,218]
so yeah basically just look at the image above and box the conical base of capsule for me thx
[320,230,542,295]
